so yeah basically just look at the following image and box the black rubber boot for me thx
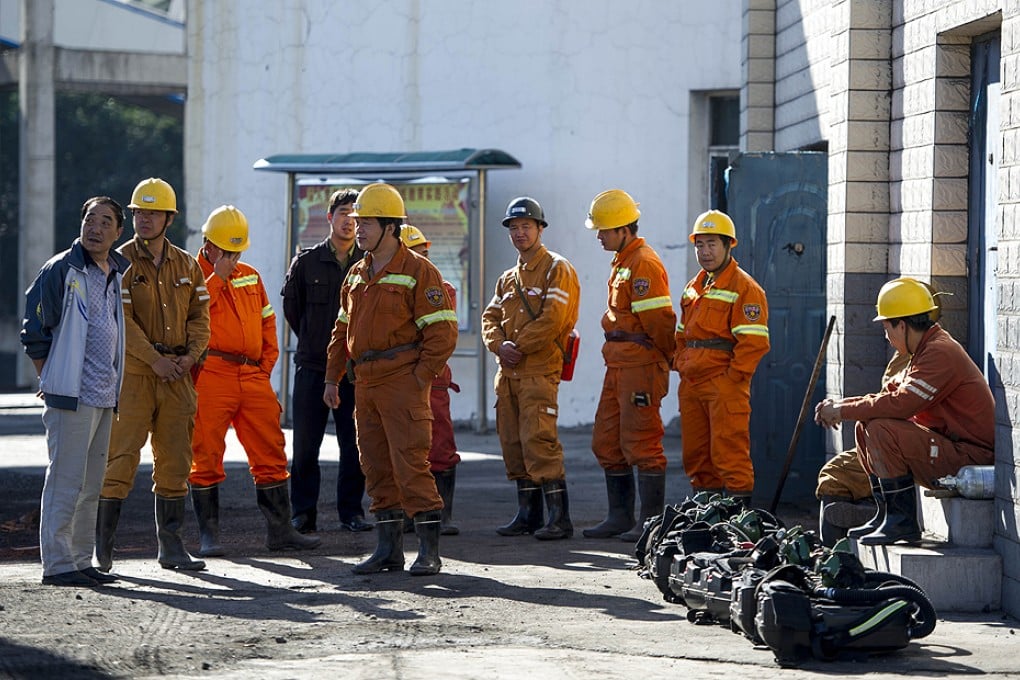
[155,495,206,571]
[353,509,405,574]
[409,509,442,576]
[620,472,666,542]
[496,479,544,536]
[583,470,635,539]
[534,479,573,541]
[94,497,122,573]
[858,475,922,545]
[256,482,322,551]
[819,495,878,547]
[726,490,753,510]
[434,468,460,536]
[847,475,885,539]
[190,485,225,557]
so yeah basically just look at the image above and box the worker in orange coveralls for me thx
[582,190,676,542]
[400,225,462,536]
[188,205,320,556]
[323,184,458,576]
[674,210,769,505]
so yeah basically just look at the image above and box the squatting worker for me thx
[98,178,210,572]
[323,183,458,576]
[281,188,371,534]
[481,197,581,541]
[814,279,945,546]
[582,190,676,542]
[814,277,994,545]
[674,209,769,505]
[400,225,462,536]
[21,197,130,587]
[188,206,320,557]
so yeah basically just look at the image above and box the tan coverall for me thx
[592,237,676,473]
[102,237,210,499]
[481,245,581,483]
[325,245,458,516]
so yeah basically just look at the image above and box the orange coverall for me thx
[428,281,461,473]
[189,254,290,488]
[103,237,210,499]
[592,237,676,473]
[325,245,458,516]
[838,324,994,486]
[674,256,769,493]
[481,245,581,483]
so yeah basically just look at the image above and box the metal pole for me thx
[475,171,488,433]
[279,173,295,426]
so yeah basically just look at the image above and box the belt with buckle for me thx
[356,342,420,364]
[604,330,653,348]
[685,337,735,351]
[208,348,260,366]
[153,342,188,356]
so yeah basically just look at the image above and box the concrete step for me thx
[919,492,995,548]
[854,541,1001,613]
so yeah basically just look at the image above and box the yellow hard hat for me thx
[128,178,178,213]
[873,277,937,321]
[202,205,250,252]
[690,209,737,246]
[350,183,407,219]
[400,224,431,248]
[585,189,641,230]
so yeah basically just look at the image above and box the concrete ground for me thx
[0,392,1017,679]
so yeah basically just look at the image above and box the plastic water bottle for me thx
[936,465,995,499]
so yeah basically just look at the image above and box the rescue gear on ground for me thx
[202,204,250,252]
[350,182,406,219]
[689,209,737,245]
[584,189,641,230]
[128,177,178,213]
[410,510,443,575]
[353,509,405,574]
[256,482,322,551]
[873,277,937,321]
[502,196,547,227]
[400,224,430,248]
[496,479,545,536]
[190,484,225,557]
[155,494,206,571]
[619,471,666,542]
[583,470,635,538]
[534,479,573,540]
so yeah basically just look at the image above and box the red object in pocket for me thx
[560,329,580,381]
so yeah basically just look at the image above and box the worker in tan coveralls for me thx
[481,197,581,541]
[324,183,458,576]
[582,190,676,542]
[97,178,210,573]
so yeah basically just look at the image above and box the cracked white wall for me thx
[184,0,743,426]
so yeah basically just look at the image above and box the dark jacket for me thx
[281,239,364,372]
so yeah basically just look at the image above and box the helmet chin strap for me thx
[365,222,389,253]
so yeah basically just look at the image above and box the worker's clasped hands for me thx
[814,398,842,430]
[152,355,195,383]
[498,340,523,368]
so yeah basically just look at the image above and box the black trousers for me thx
[289,365,366,521]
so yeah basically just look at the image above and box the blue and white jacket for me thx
[20,239,130,411]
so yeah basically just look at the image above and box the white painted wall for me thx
[184,0,743,426]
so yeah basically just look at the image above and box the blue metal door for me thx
[724,152,828,503]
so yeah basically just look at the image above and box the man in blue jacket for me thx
[21,196,130,586]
